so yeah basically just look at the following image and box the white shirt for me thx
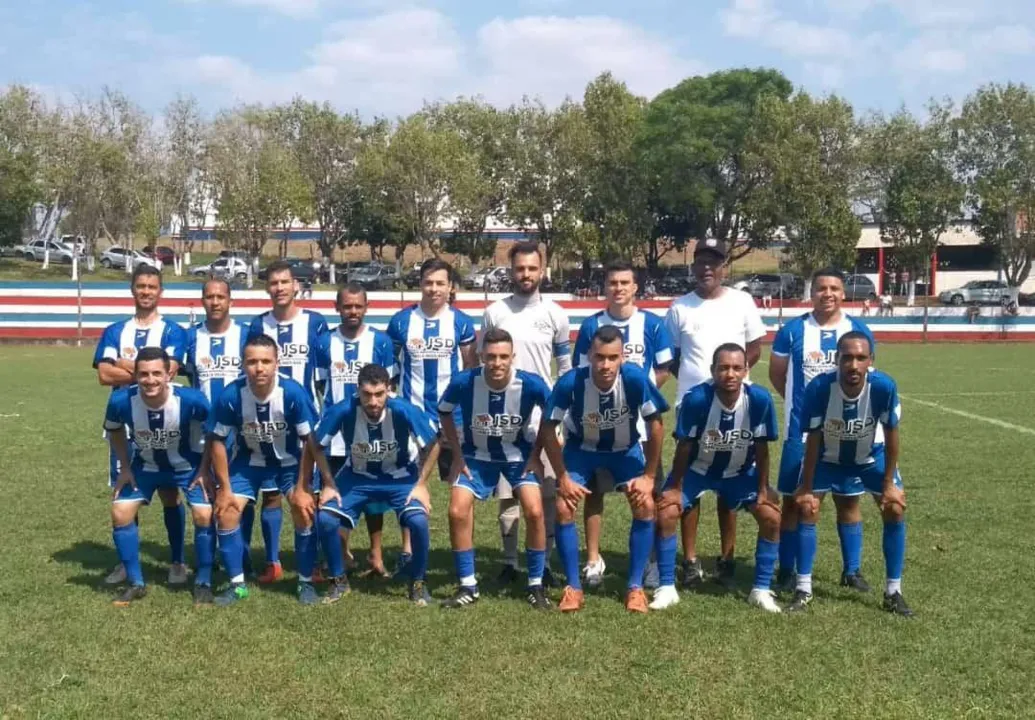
[481,293,571,388]
[665,288,766,405]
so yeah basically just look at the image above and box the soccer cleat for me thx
[112,584,147,607]
[323,576,351,604]
[193,584,215,606]
[542,566,559,589]
[643,561,660,591]
[882,592,915,618]
[104,563,127,586]
[648,585,680,611]
[680,558,704,589]
[497,563,520,586]
[297,581,319,606]
[408,581,430,607]
[526,586,552,611]
[840,572,872,593]
[558,586,585,613]
[214,583,249,607]
[774,568,796,594]
[441,586,480,609]
[715,557,737,591]
[747,588,782,613]
[582,558,606,589]
[257,562,283,585]
[625,588,649,614]
[168,563,190,586]
[785,590,813,613]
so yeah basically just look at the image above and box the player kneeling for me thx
[312,364,438,607]
[105,348,215,606]
[541,325,669,613]
[654,344,782,612]
[437,328,553,610]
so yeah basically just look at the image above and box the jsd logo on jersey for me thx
[583,406,631,430]
[407,336,455,359]
[804,349,837,375]
[198,355,241,377]
[701,427,753,452]
[242,420,289,443]
[352,440,399,460]
[134,428,181,450]
[824,416,876,439]
[122,346,138,360]
[473,413,524,436]
[332,359,366,382]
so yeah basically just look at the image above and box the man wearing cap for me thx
[662,238,767,591]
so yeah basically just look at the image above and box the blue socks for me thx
[240,503,255,575]
[261,506,282,565]
[628,519,655,590]
[526,548,546,587]
[753,537,779,591]
[655,533,678,587]
[797,522,818,579]
[402,512,430,582]
[113,523,144,586]
[837,521,864,575]
[317,510,346,578]
[556,522,581,590]
[194,524,215,587]
[294,526,316,581]
[164,504,186,565]
[778,528,797,574]
[883,520,906,582]
[217,526,245,582]
[453,548,476,588]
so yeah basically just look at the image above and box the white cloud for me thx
[722,0,858,60]
[179,0,413,19]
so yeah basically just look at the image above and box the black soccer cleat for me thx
[785,590,813,613]
[112,584,147,607]
[526,585,552,611]
[840,572,872,593]
[408,580,430,607]
[441,586,480,609]
[715,557,737,591]
[193,584,215,606]
[497,564,520,586]
[323,576,351,605]
[680,558,704,589]
[882,592,915,618]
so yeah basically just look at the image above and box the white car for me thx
[466,266,508,290]
[99,247,163,271]
[190,257,250,280]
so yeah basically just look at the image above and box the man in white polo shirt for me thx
[664,238,767,589]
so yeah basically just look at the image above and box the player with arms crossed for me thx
[541,325,669,613]
[769,268,876,593]
[247,259,330,584]
[653,344,782,612]
[438,328,553,610]
[94,265,189,586]
[480,242,571,586]
[572,259,674,588]
[788,332,912,617]
[105,348,214,606]
[207,335,327,606]
[313,364,439,606]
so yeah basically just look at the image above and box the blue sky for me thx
[2,0,1034,117]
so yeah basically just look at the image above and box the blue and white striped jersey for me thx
[676,380,778,479]
[209,376,317,470]
[438,368,551,463]
[547,364,668,453]
[573,309,674,382]
[772,312,875,440]
[247,310,330,402]
[386,304,476,415]
[803,370,901,467]
[93,317,188,376]
[104,385,209,474]
[183,321,247,403]
[317,397,437,483]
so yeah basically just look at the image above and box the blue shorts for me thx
[665,468,760,511]
[777,438,805,496]
[564,445,645,491]
[454,459,540,501]
[320,471,425,529]
[329,457,389,516]
[113,468,209,507]
[811,457,903,497]
[231,465,298,502]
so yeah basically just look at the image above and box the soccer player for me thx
[313,364,439,606]
[787,332,912,617]
[208,335,327,606]
[247,259,330,584]
[438,328,553,610]
[769,269,876,593]
[541,325,669,613]
[94,265,189,586]
[480,241,571,586]
[105,348,214,605]
[572,259,674,588]
[653,344,781,612]
[664,238,766,589]
[324,283,398,576]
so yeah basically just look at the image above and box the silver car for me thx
[16,239,80,263]
[938,280,1008,306]
[99,247,163,271]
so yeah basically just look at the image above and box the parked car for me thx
[843,274,878,301]
[465,266,509,290]
[190,257,250,281]
[939,280,1009,306]
[99,246,163,271]
[1019,291,1035,307]
[402,267,422,289]
[15,238,82,264]
[143,245,175,265]
[257,257,319,282]
[730,273,804,299]
[348,264,399,290]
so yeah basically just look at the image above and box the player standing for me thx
[541,325,668,613]
[664,239,766,588]
[247,259,330,584]
[653,344,782,612]
[480,242,571,586]
[105,348,213,605]
[788,332,911,616]
[572,259,674,588]
[94,265,189,586]
[768,269,876,592]
[438,328,553,610]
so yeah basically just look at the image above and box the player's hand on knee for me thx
[318,485,341,508]
[187,473,209,503]
[794,489,819,516]
[112,469,137,500]
[214,490,236,519]
[406,484,432,513]
[558,474,589,504]
[755,487,779,512]
[880,485,906,513]
[627,476,653,504]
[292,486,316,521]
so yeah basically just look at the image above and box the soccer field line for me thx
[905,390,1035,397]
[901,394,1035,436]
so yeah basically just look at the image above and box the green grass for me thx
[2,344,1034,718]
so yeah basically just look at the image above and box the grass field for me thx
[2,344,1034,719]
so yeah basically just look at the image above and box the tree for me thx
[164,95,208,264]
[638,68,795,261]
[954,83,1035,295]
[350,135,409,266]
[0,86,46,247]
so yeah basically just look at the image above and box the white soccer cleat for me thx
[167,563,190,585]
[748,588,782,613]
[648,585,680,610]
[582,558,606,588]
[104,563,127,585]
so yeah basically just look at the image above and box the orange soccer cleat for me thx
[257,562,283,584]
[559,586,585,613]
[625,588,649,614]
